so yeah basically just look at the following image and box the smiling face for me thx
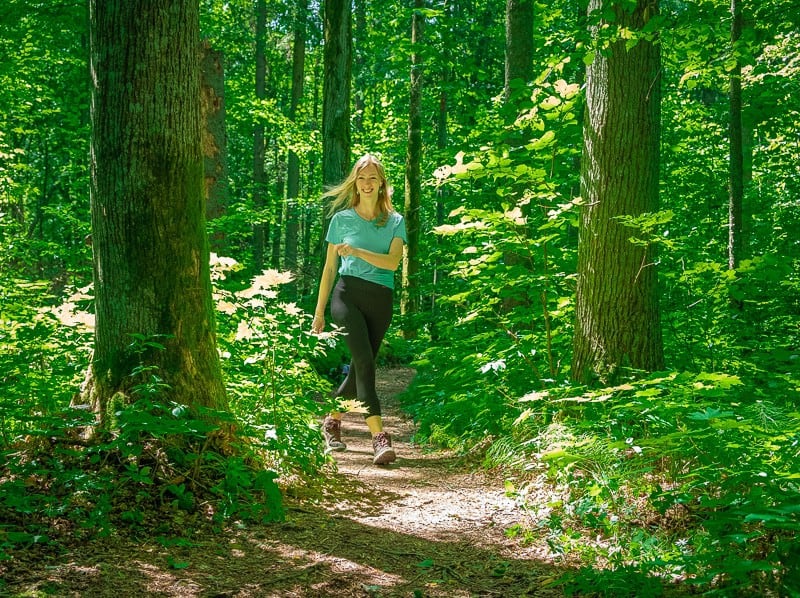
[356,163,382,204]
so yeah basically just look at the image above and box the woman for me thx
[311,154,407,465]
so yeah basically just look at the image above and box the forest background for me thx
[1,0,799,595]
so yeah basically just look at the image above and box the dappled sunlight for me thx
[329,410,526,544]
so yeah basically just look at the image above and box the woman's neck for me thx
[355,202,380,220]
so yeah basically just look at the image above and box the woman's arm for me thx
[338,236,404,271]
[312,242,340,333]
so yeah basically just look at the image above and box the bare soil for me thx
[1,368,565,597]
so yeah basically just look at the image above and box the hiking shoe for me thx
[321,416,347,452]
[372,431,396,465]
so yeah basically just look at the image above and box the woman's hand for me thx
[336,237,403,271]
[335,243,357,258]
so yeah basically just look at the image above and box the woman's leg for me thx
[330,277,392,417]
[329,277,397,465]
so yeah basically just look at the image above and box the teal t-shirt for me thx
[326,208,407,289]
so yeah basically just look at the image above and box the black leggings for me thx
[330,275,393,418]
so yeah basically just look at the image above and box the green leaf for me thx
[743,512,789,524]
[167,556,190,570]
[687,407,734,421]
[529,130,556,150]
[693,372,742,388]
[541,449,582,465]
[417,558,435,569]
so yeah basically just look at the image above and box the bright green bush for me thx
[0,262,340,558]
[402,73,582,445]
[211,257,343,475]
[489,365,800,595]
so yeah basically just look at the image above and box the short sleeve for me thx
[326,212,343,245]
[392,213,408,244]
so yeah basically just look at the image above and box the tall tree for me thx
[728,0,744,270]
[84,0,227,421]
[353,0,367,133]
[322,0,352,189]
[253,0,269,271]
[429,65,448,342]
[501,0,535,314]
[271,145,284,269]
[285,0,308,281]
[201,41,229,254]
[401,0,424,337]
[504,0,534,100]
[572,0,664,384]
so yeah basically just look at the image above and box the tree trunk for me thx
[572,0,664,384]
[401,0,424,338]
[285,0,307,284]
[728,0,744,270]
[272,144,284,269]
[253,0,268,272]
[504,0,534,100]
[322,0,352,189]
[85,0,227,423]
[318,0,352,268]
[201,41,228,255]
[353,0,366,133]
[429,71,448,343]
[501,0,534,313]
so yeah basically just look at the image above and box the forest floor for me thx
[2,367,569,597]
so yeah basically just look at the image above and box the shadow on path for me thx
[2,368,570,597]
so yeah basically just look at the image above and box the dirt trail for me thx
[2,368,563,597]
[265,367,563,597]
[329,367,530,545]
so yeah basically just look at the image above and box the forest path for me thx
[263,367,563,597]
[3,368,564,597]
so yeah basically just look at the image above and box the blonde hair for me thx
[322,154,394,226]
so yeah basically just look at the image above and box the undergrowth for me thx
[400,148,800,595]
[0,259,343,561]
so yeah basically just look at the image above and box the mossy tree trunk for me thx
[572,0,664,384]
[85,0,228,425]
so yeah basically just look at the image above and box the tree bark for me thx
[572,0,664,384]
[353,0,366,133]
[201,41,228,254]
[85,0,227,423]
[401,0,424,338]
[272,144,284,269]
[253,0,268,271]
[501,0,535,314]
[322,0,352,189]
[318,0,352,268]
[504,0,534,100]
[285,0,307,282]
[728,0,744,270]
